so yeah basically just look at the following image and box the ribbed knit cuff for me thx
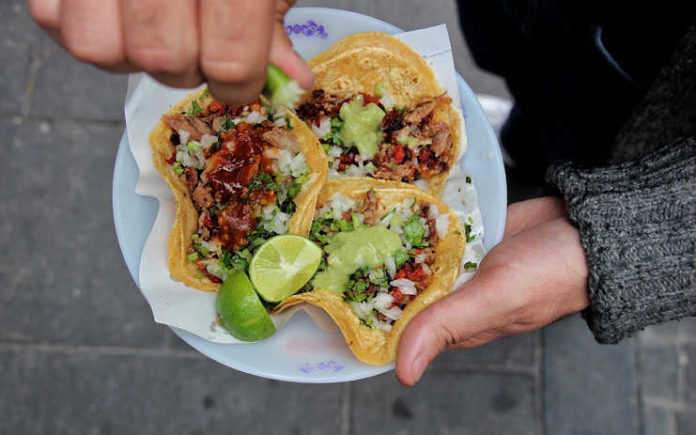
[547,137,696,344]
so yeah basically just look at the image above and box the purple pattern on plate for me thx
[299,360,344,374]
[286,20,328,39]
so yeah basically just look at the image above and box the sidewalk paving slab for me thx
[30,38,127,122]
[432,332,537,370]
[639,341,680,401]
[0,118,165,348]
[352,371,537,435]
[544,314,639,435]
[0,348,343,435]
[684,344,696,404]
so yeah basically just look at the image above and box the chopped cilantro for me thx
[329,117,344,146]
[220,250,249,271]
[463,261,478,271]
[344,272,371,303]
[394,250,410,269]
[199,87,210,100]
[187,100,202,117]
[192,241,210,258]
[330,219,353,233]
[248,172,276,191]
[331,117,343,129]
[187,252,199,262]
[403,215,426,247]
[285,116,293,130]
[466,176,472,184]
[222,116,235,131]
[278,197,296,214]
[247,226,275,250]
[464,223,478,243]
[173,161,184,175]
[454,230,462,236]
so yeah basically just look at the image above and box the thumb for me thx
[395,275,500,386]
[269,20,314,90]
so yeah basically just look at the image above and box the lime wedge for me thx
[216,271,276,342]
[249,235,322,302]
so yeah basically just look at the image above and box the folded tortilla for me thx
[274,178,466,365]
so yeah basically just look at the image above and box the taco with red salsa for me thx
[150,88,327,291]
[295,33,464,196]
[274,178,466,365]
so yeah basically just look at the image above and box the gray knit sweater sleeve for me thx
[546,138,696,344]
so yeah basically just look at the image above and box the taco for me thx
[150,89,328,291]
[295,32,464,196]
[274,178,466,365]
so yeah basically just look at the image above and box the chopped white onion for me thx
[311,117,331,138]
[344,161,375,177]
[328,146,343,159]
[200,134,218,150]
[372,292,394,310]
[421,217,430,237]
[277,150,308,177]
[378,306,403,321]
[422,264,432,275]
[379,93,396,110]
[206,262,229,281]
[328,193,356,219]
[396,198,416,221]
[435,214,450,239]
[177,129,191,146]
[375,321,393,332]
[414,254,427,264]
[384,256,396,277]
[379,211,394,226]
[262,206,289,234]
[390,279,417,295]
[390,278,416,288]
[428,205,440,220]
[246,111,265,124]
[399,286,418,296]
[350,302,373,321]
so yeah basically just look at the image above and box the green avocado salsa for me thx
[339,95,386,159]
[312,226,401,293]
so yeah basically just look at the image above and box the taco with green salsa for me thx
[274,178,466,365]
[295,32,464,197]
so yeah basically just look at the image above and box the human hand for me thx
[395,197,590,386]
[29,0,313,104]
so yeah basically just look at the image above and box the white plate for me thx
[112,7,507,383]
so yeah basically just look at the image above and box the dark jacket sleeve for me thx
[546,138,696,343]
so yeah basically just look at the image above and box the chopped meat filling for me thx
[297,91,455,184]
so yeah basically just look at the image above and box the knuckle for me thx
[207,81,264,106]
[65,38,123,66]
[126,46,192,75]
[201,59,263,85]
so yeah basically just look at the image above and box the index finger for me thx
[199,0,275,104]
